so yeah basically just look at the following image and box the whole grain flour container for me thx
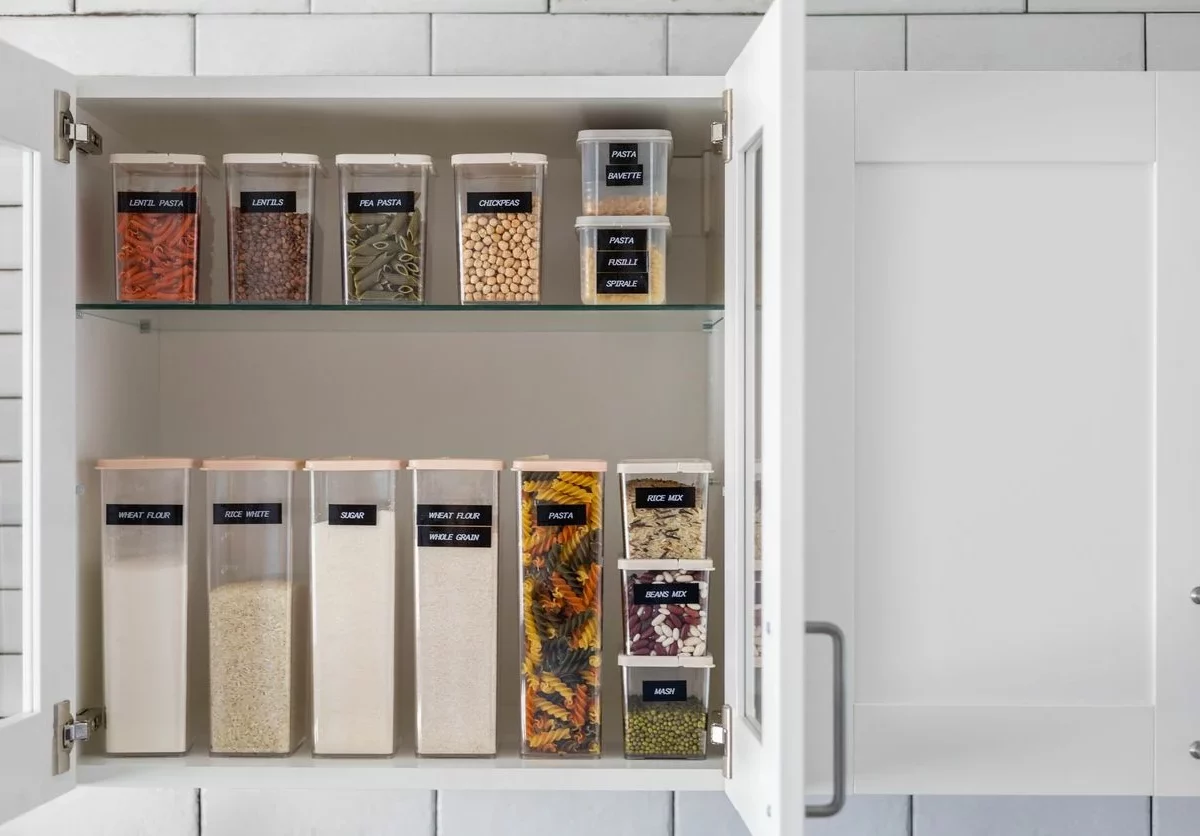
[307,458,403,757]
[202,458,305,756]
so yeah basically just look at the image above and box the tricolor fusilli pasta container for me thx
[513,458,607,757]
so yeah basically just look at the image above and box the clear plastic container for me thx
[224,154,319,303]
[618,459,713,560]
[98,458,195,755]
[336,155,433,304]
[307,458,403,757]
[621,559,712,657]
[576,216,670,305]
[513,458,607,757]
[619,655,712,759]
[111,154,204,303]
[452,153,547,304]
[202,458,305,756]
[410,458,503,757]
[578,129,672,216]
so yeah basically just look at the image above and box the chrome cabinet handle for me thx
[806,621,846,818]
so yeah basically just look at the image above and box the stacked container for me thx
[619,656,713,759]
[202,458,305,756]
[513,458,607,757]
[578,130,672,216]
[410,458,503,757]
[98,458,195,755]
[307,459,402,757]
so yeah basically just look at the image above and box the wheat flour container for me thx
[621,559,712,657]
[618,459,712,560]
[619,655,712,759]
[410,458,503,757]
[307,458,402,757]
[202,458,305,756]
[576,216,670,305]
[577,129,672,216]
[98,457,195,755]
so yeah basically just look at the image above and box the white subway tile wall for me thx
[202,789,434,836]
[438,791,671,836]
[666,14,763,75]
[0,789,198,836]
[0,149,19,723]
[1147,12,1200,67]
[0,15,194,75]
[914,795,1152,836]
[807,15,907,70]
[675,792,913,836]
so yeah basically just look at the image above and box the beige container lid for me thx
[201,457,302,471]
[618,458,713,475]
[617,559,714,572]
[305,458,404,471]
[409,458,503,471]
[617,654,714,669]
[511,457,607,472]
[97,457,196,470]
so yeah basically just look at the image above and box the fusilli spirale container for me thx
[513,458,607,757]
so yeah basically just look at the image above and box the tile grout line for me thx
[669,791,675,836]
[195,788,202,836]
[908,794,915,836]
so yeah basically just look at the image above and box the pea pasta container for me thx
[336,155,433,304]
[577,129,672,216]
[619,655,712,759]
[111,154,204,304]
[410,458,503,757]
[224,154,319,303]
[621,559,712,657]
[307,459,403,757]
[513,458,607,757]
[98,458,195,755]
[202,458,305,756]
[618,459,713,560]
[452,153,547,304]
[576,216,670,305]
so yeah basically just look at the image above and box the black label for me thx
[416,504,493,527]
[598,274,649,294]
[642,680,687,702]
[212,502,283,525]
[239,191,297,213]
[634,487,697,509]
[347,191,415,213]
[328,504,377,526]
[598,229,647,251]
[598,252,647,273]
[418,525,493,548]
[632,582,701,605]
[535,503,587,527]
[105,504,184,526]
[608,143,640,164]
[605,165,644,187]
[117,191,197,214]
[467,192,532,214]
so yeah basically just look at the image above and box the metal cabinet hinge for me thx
[54,91,103,164]
[53,700,104,775]
[710,89,732,165]
[710,704,732,779]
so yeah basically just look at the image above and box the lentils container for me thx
[410,458,503,757]
[336,155,433,304]
[307,459,403,757]
[578,129,672,216]
[112,154,204,303]
[619,459,713,560]
[98,458,195,755]
[621,559,712,657]
[576,216,670,305]
[202,458,305,756]
[513,458,607,757]
[619,655,712,759]
[452,153,547,304]
[224,154,319,303]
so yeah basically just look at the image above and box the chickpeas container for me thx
[452,153,547,304]
[336,155,433,304]
[224,154,319,303]
[576,216,670,305]
[578,129,672,216]
[619,655,712,760]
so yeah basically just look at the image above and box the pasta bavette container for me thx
[112,154,204,303]
[202,457,305,756]
[578,129,672,216]
[619,655,712,759]
[618,459,713,560]
[576,216,669,305]
[513,457,607,757]
[410,458,504,757]
[621,558,712,657]
[98,457,196,755]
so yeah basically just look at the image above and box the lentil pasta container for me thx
[202,458,305,756]
[619,459,713,560]
[619,655,712,759]
[576,216,670,305]
[578,129,672,216]
[410,458,503,757]
[513,458,607,757]
[307,459,403,757]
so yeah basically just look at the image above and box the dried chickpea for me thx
[459,195,542,303]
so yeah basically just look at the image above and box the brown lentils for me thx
[459,198,542,303]
[231,210,312,302]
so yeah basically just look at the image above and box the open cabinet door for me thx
[0,40,81,825]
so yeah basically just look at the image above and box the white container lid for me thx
[97,457,196,470]
[305,458,404,471]
[451,153,548,167]
[576,215,671,232]
[618,458,714,475]
[578,129,673,146]
[201,457,302,471]
[110,153,206,166]
[409,458,504,471]
[222,153,320,166]
[618,654,714,669]
[335,154,434,168]
[618,559,714,572]
[512,457,607,472]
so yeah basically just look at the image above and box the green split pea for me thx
[624,696,708,759]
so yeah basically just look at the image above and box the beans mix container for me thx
[307,459,402,757]
[224,154,319,303]
[111,154,204,304]
[619,655,712,759]
[453,153,547,304]
[336,155,433,304]
[410,458,503,757]
[578,129,672,216]
[513,458,606,757]
[621,559,711,657]
[203,458,305,756]
[618,459,713,560]
[98,458,195,755]
[576,216,670,305]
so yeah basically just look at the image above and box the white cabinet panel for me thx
[0,464,20,527]
[0,272,20,335]
[0,208,21,271]
[0,527,18,590]
[0,400,20,462]
[0,591,19,654]
[0,338,19,398]
[0,150,20,208]
[0,655,19,717]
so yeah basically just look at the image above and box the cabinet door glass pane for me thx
[744,138,764,731]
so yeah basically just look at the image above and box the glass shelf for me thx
[76,303,725,334]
